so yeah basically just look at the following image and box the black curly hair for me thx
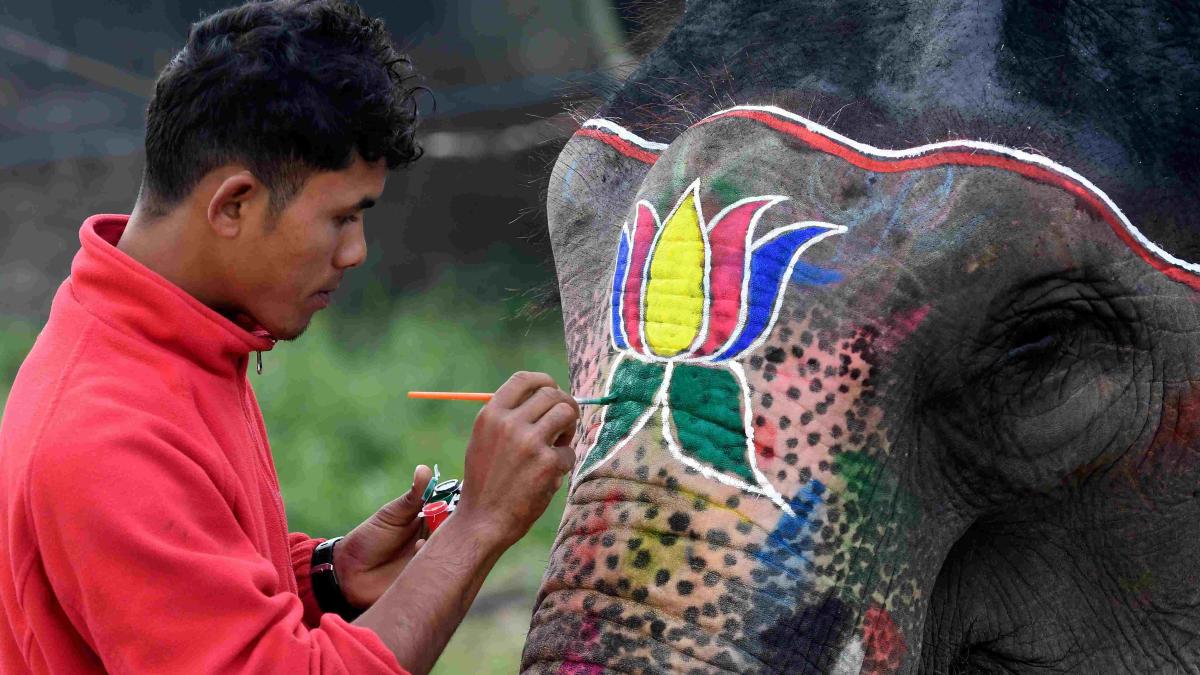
[139,0,423,218]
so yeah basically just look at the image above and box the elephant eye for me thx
[1001,320,1068,364]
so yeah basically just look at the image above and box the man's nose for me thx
[335,220,367,269]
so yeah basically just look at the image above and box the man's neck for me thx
[119,204,226,313]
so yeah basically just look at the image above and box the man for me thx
[0,1,580,673]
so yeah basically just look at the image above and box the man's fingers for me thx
[534,401,579,471]
[489,371,556,409]
[515,386,578,424]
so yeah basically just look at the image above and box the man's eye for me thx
[337,214,359,226]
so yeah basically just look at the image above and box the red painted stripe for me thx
[575,128,660,164]
[696,109,1200,291]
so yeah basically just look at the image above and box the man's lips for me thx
[312,284,338,308]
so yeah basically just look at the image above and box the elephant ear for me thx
[576,355,668,479]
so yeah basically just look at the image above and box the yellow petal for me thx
[644,184,706,356]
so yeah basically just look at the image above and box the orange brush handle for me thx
[407,391,493,402]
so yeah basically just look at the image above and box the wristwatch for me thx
[310,536,364,621]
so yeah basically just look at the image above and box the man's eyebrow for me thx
[347,196,378,211]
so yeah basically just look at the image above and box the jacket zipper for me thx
[237,355,295,592]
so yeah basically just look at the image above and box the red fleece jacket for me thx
[0,215,406,673]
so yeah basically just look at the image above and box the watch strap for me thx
[310,536,364,621]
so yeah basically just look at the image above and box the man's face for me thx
[234,154,388,340]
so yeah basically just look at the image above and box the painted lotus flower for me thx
[577,180,845,512]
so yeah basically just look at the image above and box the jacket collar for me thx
[71,214,276,375]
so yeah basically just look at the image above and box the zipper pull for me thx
[256,351,263,375]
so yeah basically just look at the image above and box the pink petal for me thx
[694,198,775,357]
[621,202,657,353]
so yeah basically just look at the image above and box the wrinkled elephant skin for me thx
[523,1,1200,673]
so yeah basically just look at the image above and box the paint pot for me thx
[421,500,450,534]
[430,478,460,504]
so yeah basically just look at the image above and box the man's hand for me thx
[335,464,434,610]
[454,371,580,549]
[351,372,580,674]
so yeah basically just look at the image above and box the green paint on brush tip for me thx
[577,394,620,406]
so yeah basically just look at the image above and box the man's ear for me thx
[207,171,265,239]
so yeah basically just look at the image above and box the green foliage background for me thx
[0,286,571,674]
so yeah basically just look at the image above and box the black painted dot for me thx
[655,569,670,586]
[650,620,666,639]
[627,537,642,550]
[777,470,787,480]
[787,386,801,400]
[605,555,619,570]
[850,368,861,379]
[688,555,707,572]
[749,355,764,369]
[668,512,690,532]
[755,415,766,427]
[601,533,616,547]
[632,550,651,568]
[786,437,799,449]
[791,345,804,359]
[706,529,730,547]
[784,452,798,465]
[807,432,821,446]
[645,505,659,519]
[800,411,814,425]
[631,587,648,602]
[684,607,700,623]
[735,520,752,534]
[779,416,791,431]
[660,533,678,546]
[765,346,786,363]
[702,602,718,617]
[806,358,820,372]
[703,570,721,586]
[762,393,774,409]
[723,553,737,566]
[725,496,740,508]
[809,378,823,393]
[677,580,695,595]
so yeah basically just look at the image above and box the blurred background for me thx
[0,0,680,671]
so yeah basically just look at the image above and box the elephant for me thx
[519,0,1200,673]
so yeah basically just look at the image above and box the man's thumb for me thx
[373,465,434,527]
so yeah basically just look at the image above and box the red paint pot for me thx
[421,500,450,534]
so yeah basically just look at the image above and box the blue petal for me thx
[610,229,631,350]
[714,226,832,360]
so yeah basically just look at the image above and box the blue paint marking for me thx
[561,157,579,204]
[791,261,843,286]
[610,231,631,349]
[753,479,826,571]
[714,226,829,360]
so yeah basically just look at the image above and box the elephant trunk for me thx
[521,434,966,674]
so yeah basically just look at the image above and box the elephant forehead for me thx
[577,106,1200,294]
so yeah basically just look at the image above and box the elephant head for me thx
[523,1,1200,672]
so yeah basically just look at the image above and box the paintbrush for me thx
[407,391,616,405]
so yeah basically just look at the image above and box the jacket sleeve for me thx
[26,427,408,675]
[289,533,327,628]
